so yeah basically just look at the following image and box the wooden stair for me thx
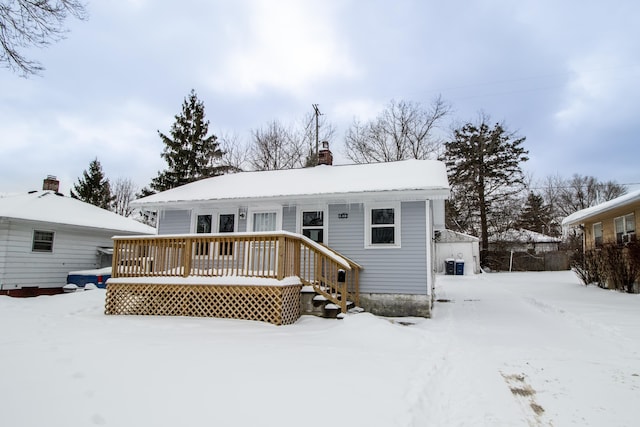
[300,285,357,319]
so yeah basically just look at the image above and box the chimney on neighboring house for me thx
[318,141,333,166]
[43,175,60,192]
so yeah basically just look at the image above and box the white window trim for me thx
[191,210,238,233]
[296,205,328,245]
[191,210,239,258]
[247,207,282,232]
[192,210,213,234]
[364,202,401,249]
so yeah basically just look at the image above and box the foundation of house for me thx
[358,293,432,318]
[0,286,64,297]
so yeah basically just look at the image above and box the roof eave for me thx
[131,187,450,210]
[3,216,155,235]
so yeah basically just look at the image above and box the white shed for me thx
[435,229,481,275]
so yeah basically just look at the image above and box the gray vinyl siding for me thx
[149,201,430,295]
[158,209,191,234]
[282,206,296,233]
[0,220,122,289]
[328,201,428,295]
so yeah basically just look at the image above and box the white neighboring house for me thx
[0,179,155,296]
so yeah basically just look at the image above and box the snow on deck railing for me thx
[112,230,353,269]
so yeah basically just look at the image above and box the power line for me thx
[524,182,640,191]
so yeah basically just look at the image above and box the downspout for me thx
[425,200,432,297]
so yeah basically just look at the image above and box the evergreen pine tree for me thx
[443,118,529,252]
[70,158,113,210]
[517,192,553,234]
[151,90,224,191]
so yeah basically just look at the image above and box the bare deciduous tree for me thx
[539,173,627,244]
[345,96,451,163]
[543,174,627,218]
[112,177,136,217]
[0,0,88,76]
[249,120,305,171]
[219,131,249,172]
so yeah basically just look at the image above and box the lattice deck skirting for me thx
[105,282,302,326]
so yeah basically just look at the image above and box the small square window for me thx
[372,226,395,244]
[32,230,54,252]
[371,208,394,225]
[303,228,324,243]
[303,211,323,227]
[196,214,212,234]
[219,214,235,233]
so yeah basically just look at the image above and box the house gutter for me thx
[131,188,450,210]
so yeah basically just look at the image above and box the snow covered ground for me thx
[1,271,639,426]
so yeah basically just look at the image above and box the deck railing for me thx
[112,232,361,312]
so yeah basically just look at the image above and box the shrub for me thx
[598,243,640,293]
[571,249,602,286]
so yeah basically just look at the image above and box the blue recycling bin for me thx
[455,259,465,275]
[445,258,455,275]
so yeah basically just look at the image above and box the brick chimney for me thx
[318,141,333,166]
[43,175,60,192]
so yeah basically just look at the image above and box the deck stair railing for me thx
[112,232,361,313]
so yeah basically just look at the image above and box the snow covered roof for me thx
[132,159,450,208]
[562,189,640,226]
[0,191,156,234]
[438,229,480,243]
[489,229,561,243]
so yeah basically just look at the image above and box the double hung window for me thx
[32,230,54,252]
[615,213,635,244]
[365,203,401,248]
[301,210,324,244]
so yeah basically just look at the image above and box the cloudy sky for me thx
[1,0,639,195]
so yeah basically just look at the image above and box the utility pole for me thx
[312,104,321,165]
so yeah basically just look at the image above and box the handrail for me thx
[111,232,360,312]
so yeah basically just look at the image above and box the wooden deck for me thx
[105,232,361,325]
